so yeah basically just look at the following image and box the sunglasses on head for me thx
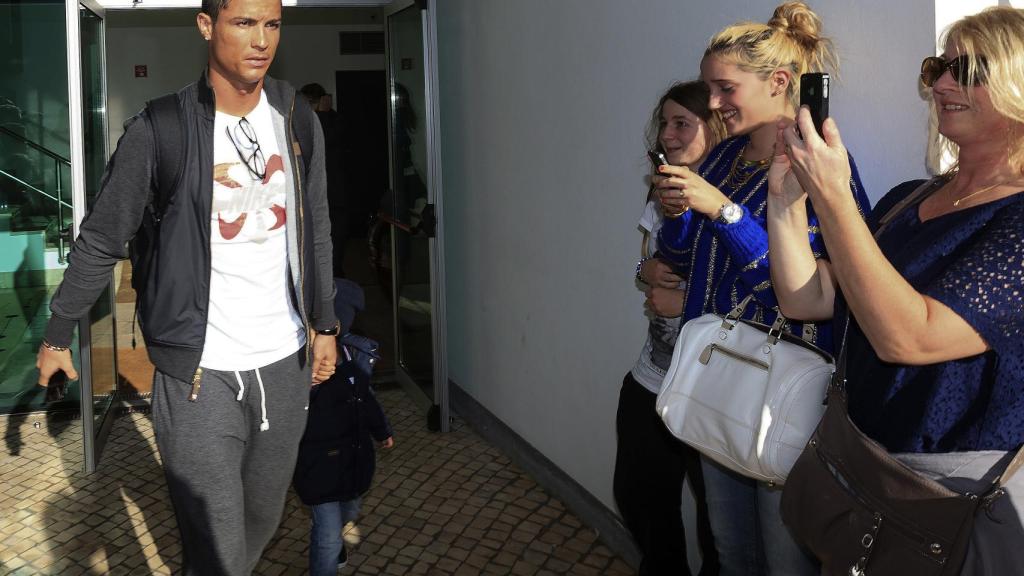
[920,54,987,88]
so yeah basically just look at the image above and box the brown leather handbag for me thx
[780,382,1022,575]
[779,179,1024,576]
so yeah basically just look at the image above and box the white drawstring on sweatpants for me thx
[233,369,271,432]
[254,368,269,431]
[233,372,245,401]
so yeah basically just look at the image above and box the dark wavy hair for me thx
[201,0,231,21]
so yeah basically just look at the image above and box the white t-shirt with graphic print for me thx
[199,90,305,371]
[631,200,685,394]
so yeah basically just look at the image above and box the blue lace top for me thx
[657,135,870,353]
[844,179,1024,452]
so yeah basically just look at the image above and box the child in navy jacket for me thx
[293,280,394,575]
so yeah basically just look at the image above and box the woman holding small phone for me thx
[614,80,724,576]
[768,7,1024,573]
[654,2,870,574]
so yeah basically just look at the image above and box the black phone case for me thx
[800,73,830,137]
[647,150,668,169]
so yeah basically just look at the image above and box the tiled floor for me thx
[0,386,636,575]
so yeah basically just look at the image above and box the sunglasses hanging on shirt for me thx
[920,54,988,88]
[227,116,267,181]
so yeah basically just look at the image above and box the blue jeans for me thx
[309,498,361,576]
[701,457,817,576]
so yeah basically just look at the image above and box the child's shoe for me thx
[337,545,348,571]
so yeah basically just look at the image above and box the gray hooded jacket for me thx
[45,72,337,382]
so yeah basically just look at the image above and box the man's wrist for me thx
[41,340,70,353]
[314,323,341,336]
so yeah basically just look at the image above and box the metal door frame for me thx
[384,0,449,432]
[66,0,116,472]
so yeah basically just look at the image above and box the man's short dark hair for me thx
[300,83,326,103]
[201,0,230,21]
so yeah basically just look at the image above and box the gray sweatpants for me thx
[152,347,310,576]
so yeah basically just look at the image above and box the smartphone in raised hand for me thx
[799,72,830,138]
[647,150,669,171]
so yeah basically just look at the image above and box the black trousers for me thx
[613,372,719,576]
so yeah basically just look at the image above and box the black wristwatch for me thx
[315,323,341,336]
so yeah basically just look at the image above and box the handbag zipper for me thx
[813,442,953,567]
[699,343,769,371]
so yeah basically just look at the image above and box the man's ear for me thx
[197,12,213,41]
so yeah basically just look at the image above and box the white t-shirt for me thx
[631,200,685,394]
[199,91,305,370]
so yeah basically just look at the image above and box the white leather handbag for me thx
[655,295,834,484]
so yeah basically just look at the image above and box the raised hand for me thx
[655,165,731,219]
[767,119,807,210]
[782,107,853,210]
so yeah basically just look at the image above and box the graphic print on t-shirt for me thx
[212,152,286,243]
[200,90,304,372]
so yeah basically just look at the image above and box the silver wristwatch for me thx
[716,202,743,224]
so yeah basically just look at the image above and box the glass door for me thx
[67,0,116,472]
[0,0,113,471]
[0,2,80,431]
[384,0,449,431]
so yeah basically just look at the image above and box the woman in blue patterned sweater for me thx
[769,8,1024,574]
[655,3,870,574]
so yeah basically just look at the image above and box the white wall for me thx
[105,25,205,149]
[104,18,383,150]
[435,0,936,518]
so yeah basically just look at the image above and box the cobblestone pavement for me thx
[0,386,635,575]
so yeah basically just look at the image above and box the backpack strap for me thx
[145,93,184,221]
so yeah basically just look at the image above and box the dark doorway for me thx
[335,70,388,241]
[330,70,393,376]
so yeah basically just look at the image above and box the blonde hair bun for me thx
[704,1,837,109]
[768,1,824,52]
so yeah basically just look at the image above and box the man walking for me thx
[36,0,339,573]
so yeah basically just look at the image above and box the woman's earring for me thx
[773,78,786,97]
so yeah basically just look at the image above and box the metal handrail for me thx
[0,168,73,209]
[0,125,74,262]
[0,125,71,166]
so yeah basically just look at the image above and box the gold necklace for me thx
[951,180,1010,207]
[722,144,771,191]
